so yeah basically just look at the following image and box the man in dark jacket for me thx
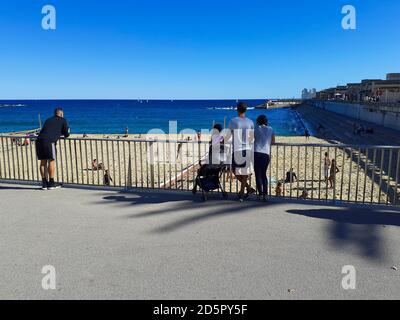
[36,108,70,190]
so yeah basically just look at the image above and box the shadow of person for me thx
[287,207,400,262]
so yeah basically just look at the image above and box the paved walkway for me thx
[1,182,399,300]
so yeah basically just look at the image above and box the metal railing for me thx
[0,135,399,206]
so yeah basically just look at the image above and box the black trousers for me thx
[254,152,271,196]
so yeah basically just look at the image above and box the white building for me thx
[302,88,317,100]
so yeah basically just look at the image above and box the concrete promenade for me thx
[0,182,399,300]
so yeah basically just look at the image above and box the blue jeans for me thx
[254,152,270,196]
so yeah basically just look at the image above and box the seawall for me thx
[305,100,400,132]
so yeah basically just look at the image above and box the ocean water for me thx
[0,100,305,136]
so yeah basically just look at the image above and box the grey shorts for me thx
[36,140,56,161]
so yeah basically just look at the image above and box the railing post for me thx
[126,157,132,190]
[149,141,155,189]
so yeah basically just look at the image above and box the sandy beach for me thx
[0,132,396,204]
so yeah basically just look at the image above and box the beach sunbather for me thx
[92,159,105,171]
[300,189,309,199]
[21,136,30,146]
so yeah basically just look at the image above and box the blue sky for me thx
[1,0,399,99]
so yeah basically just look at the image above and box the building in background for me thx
[386,73,400,81]
[316,88,336,100]
[316,73,400,103]
[302,88,317,100]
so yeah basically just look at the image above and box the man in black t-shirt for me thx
[36,108,70,190]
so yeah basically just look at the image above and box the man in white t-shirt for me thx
[227,102,256,201]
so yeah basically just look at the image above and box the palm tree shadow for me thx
[101,190,400,261]
[149,201,265,234]
[102,191,276,233]
[286,207,400,262]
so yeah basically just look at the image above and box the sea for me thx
[0,100,305,136]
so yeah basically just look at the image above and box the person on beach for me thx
[324,152,331,182]
[36,108,70,190]
[124,127,129,138]
[328,159,340,189]
[92,159,105,171]
[275,182,283,197]
[300,189,309,199]
[21,135,30,146]
[104,170,113,186]
[226,102,256,202]
[254,115,275,201]
[305,129,310,140]
[285,168,298,184]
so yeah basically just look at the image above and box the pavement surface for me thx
[0,182,400,300]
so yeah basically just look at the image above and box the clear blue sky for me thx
[1,0,399,99]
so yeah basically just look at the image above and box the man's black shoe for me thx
[48,181,62,190]
[41,180,48,190]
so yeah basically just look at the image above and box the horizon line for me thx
[0,97,299,101]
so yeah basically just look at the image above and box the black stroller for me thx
[192,164,229,201]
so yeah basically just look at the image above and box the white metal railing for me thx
[0,135,399,206]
